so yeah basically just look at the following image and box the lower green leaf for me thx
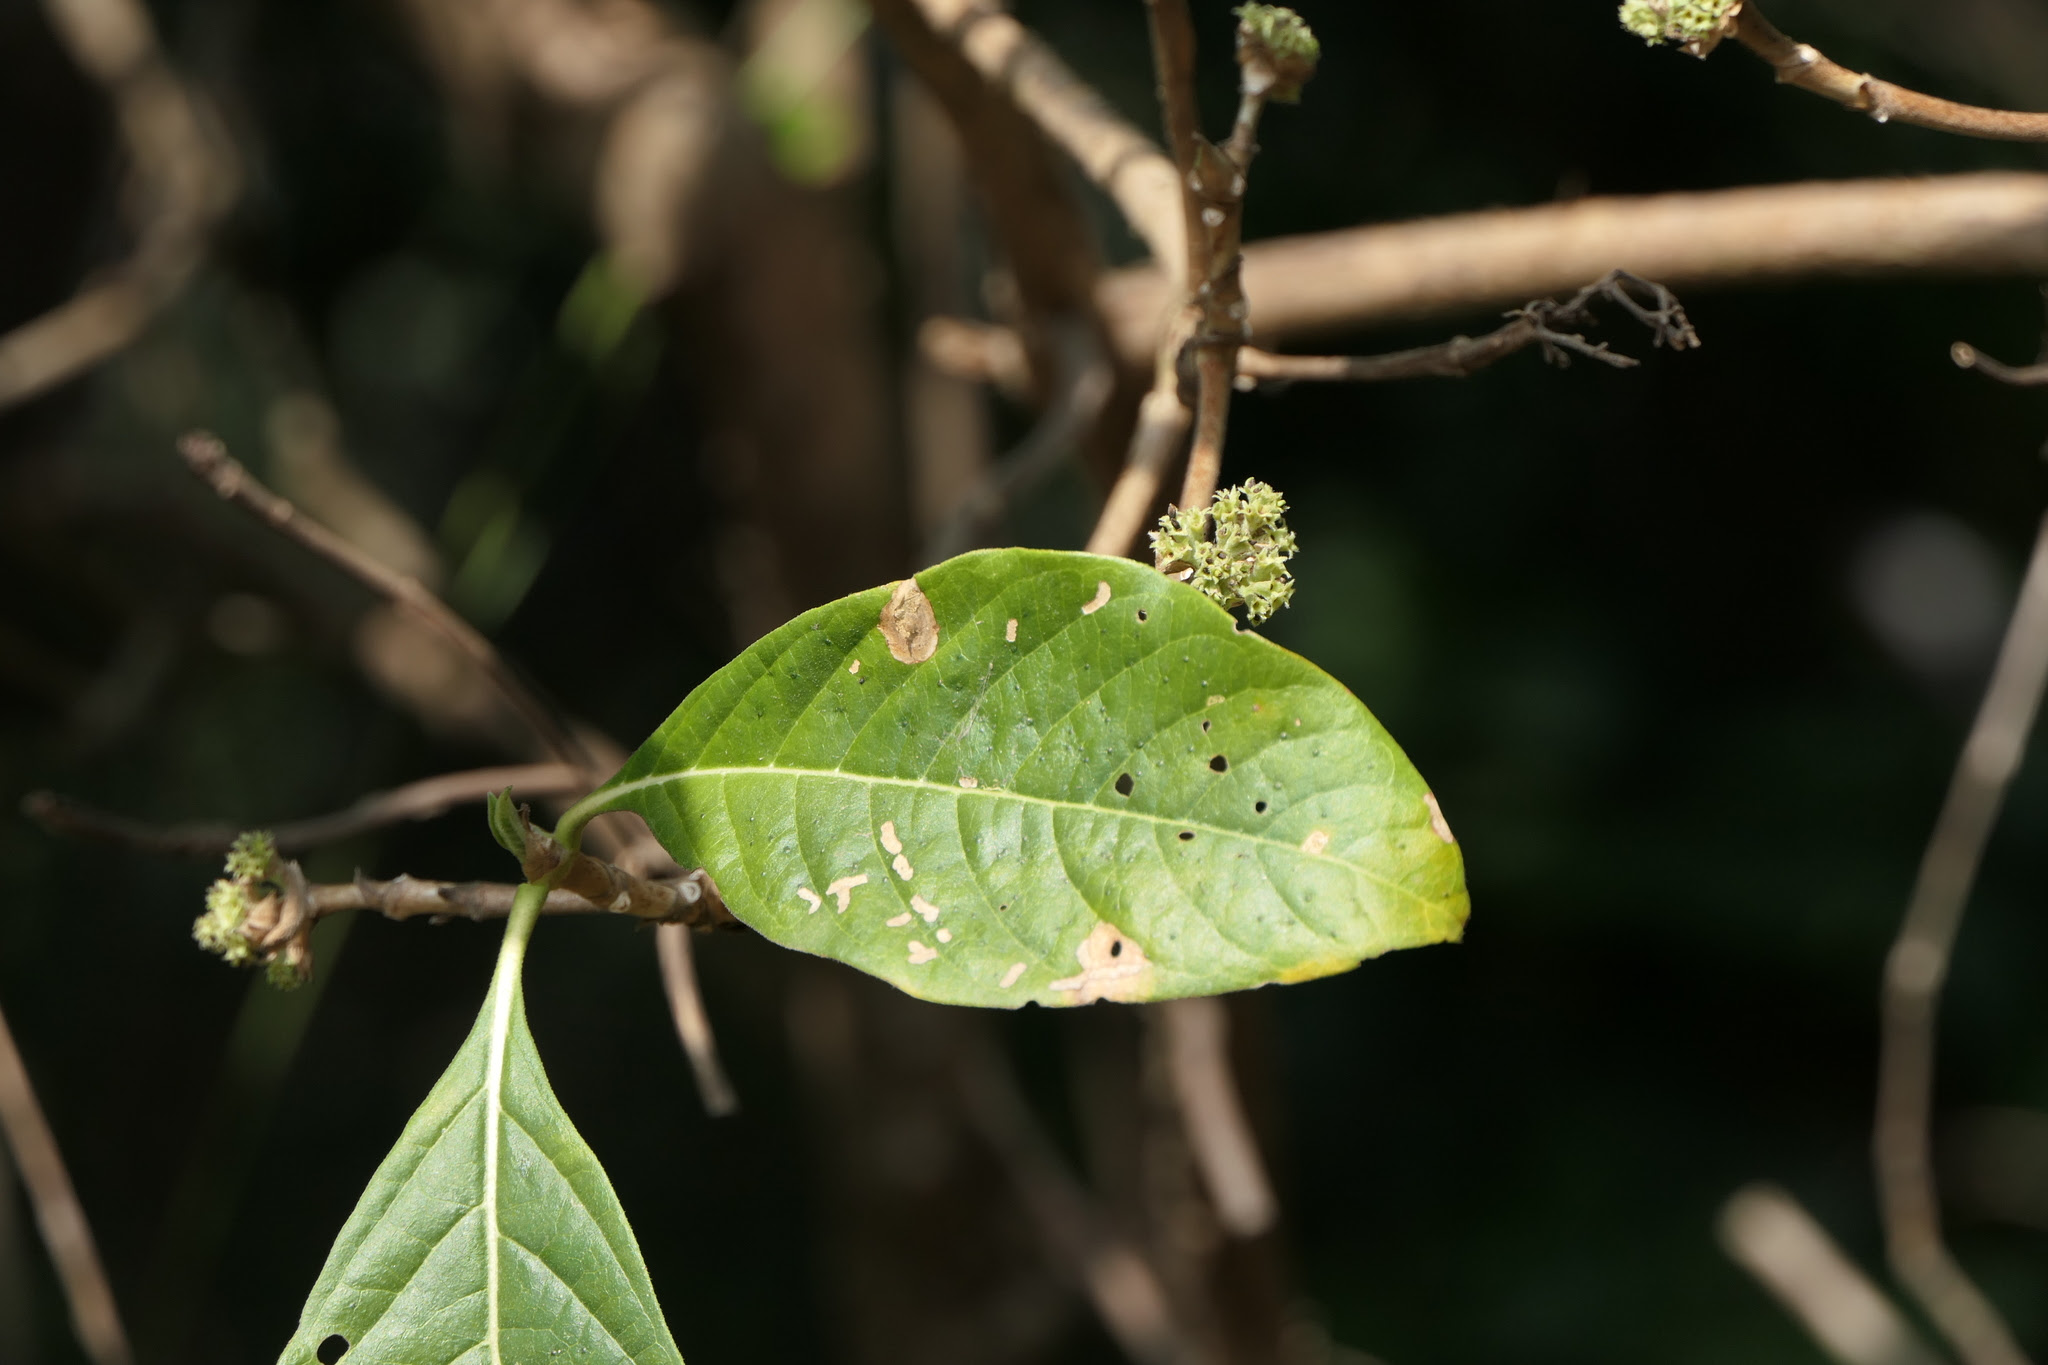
[277,886,684,1365]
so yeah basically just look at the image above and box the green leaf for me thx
[568,549,1467,1008]
[276,887,684,1365]
[486,787,527,860]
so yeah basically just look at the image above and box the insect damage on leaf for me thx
[566,549,1470,1009]
[879,577,939,664]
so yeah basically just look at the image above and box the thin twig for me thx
[21,763,586,858]
[1157,998,1276,1238]
[1873,511,2048,1365]
[1237,271,1699,386]
[955,1035,1187,1365]
[0,997,132,1365]
[1091,174,2048,370]
[1726,2,2048,141]
[0,0,235,410]
[1717,1184,1941,1365]
[176,432,591,770]
[1950,341,2048,388]
[300,868,728,926]
[924,316,1114,562]
[656,926,740,1117]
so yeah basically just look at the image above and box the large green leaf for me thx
[571,549,1467,1007]
[276,890,684,1365]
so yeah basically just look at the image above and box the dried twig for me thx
[1092,174,2048,369]
[21,763,586,858]
[0,997,132,1365]
[1717,1184,1941,1365]
[656,926,739,1117]
[1157,998,1275,1238]
[1873,511,2048,1365]
[176,432,590,770]
[955,1035,1187,1365]
[302,867,728,927]
[1950,340,2048,388]
[0,0,235,409]
[1237,271,1698,386]
[1723,2,2048,141]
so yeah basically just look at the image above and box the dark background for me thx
[3,0,2047,1362]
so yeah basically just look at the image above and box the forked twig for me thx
[1239,271,1698,386]
[1872,511,2048,1365]
[21,763,587,858]
[176,432,591,770]
[0,997,132,1365]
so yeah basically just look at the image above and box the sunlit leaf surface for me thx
[584,549,1468,1007]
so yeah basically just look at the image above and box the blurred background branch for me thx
[0,0,235,409]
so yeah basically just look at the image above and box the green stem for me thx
[551,789,613,855]
[493,880,548,991]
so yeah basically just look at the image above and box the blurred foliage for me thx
[2,0,2047,1363]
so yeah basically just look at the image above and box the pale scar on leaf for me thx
[886,912,913,928]
[1050,921,1153,1004]
[1005,618,1018,642]
[1080,581,1112,615]
[1301,829,1331,855]
[825,873,868,911]
[1000,962,1027,989]
[879,578,939,664]
[907,940,939,965]
[1424,792,1457,843]
[796,887,823,913]
[911,894,940,923]
[879,821,903,855]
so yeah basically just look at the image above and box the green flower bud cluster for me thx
[1151,480,1298,625]
[1618,0,1739,53]
[192,831,286,975]
[1234,5,1319,104]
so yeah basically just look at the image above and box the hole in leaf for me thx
[1136,609,1148,622]
[1255,801,1268,814]
[1209,754,1228,773]
[1115,773,1134,797]
[1201,720,1211,732]
[317,1335,350,1364]
[1110,939,1124,957]
[1178,831,1194,841]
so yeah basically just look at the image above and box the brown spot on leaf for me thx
[879,578,939,664]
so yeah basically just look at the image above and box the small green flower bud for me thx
[1234,5,1320,103]
[194,878,257,966]
[223,829,278,883]
[1151,479,1298,625]
[1618,0,1740,56]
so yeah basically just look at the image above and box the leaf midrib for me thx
[599,764,1424,903]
